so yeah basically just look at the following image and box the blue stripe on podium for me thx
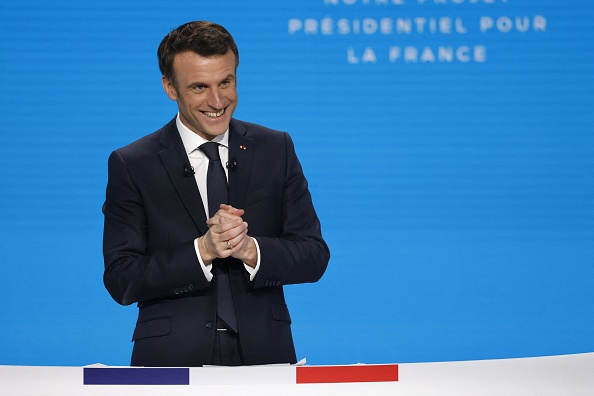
[83,367,190,385]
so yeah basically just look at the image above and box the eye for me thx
[220,76,235,87]
[191,84,206,92]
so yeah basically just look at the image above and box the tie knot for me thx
[199,142,221,162]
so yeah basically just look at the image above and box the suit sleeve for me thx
[251,132,330,288]
[102,150,210,306]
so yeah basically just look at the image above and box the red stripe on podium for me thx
[296,364,398,384]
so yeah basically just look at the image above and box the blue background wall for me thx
[1,0,593,366]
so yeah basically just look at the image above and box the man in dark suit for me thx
[102,21,329,367]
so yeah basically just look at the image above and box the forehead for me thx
[172,50,237,83]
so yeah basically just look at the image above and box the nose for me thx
[207,87,224,109]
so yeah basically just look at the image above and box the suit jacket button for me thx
[174,288,181,295]
[205,321,214,330]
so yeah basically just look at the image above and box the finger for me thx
[218,217,246,233]
[219,221,248,242]
[202,230,231,260]
[216,209,242,223]
[225,228,249,252]
[207,213,241,232]
[220,204,245,216]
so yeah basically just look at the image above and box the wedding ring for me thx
[226,240,233,249]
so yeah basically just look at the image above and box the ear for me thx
[162,76,178,101]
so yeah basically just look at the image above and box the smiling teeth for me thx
[203,109,225,118]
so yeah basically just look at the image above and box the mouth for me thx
[202,107,226,119]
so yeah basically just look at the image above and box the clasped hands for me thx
[198,204,258,268]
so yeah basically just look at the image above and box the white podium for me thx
[1,352,593,395]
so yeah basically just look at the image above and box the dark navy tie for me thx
[199,142,238,333]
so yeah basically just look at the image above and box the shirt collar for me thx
[176,113,229,155]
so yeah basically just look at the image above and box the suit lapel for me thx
[157,118,209,235]
[228,119,254,210]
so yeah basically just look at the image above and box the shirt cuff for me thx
[194,238,214,282]
[244,237,261,281]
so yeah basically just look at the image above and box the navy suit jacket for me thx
[102,117,329,367]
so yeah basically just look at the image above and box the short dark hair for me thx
[157,21,239,86]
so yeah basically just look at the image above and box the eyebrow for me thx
[187,73,235,88]
[220,73,236,82]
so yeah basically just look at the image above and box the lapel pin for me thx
[239,145,247,150]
